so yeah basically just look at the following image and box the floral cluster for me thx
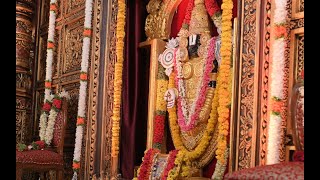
[161,150,178,180]
[136,149,160,180]
[16,140,46,152]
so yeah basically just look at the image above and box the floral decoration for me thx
[111,0,126,158]
[267,0,288,165]
[71,0,94,179]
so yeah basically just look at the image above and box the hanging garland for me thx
[266,0,288,165]
[71,0,93,178]
[215,0,233,166]
[111,0,126,157]
[39,0,58,142]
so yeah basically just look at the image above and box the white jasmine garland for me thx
[39,113,48,141]
[72,0,93,179]
[39,0,58,142]
[266,0,288,165]
[267,115,282,164]
[44,109,58,145]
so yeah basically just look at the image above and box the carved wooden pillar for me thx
[16,0,35,144]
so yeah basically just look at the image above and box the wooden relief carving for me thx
[283,0,304,162]
[16,0,35,146]
[236,0,259,170]
[145,0,183,39]
[83,0,101,178]
[259,0,272,166]
[297,36,304,77]
[102,0,117,177]
[16,110,26,143]
[64,19,84,74]
[66,0,86,14]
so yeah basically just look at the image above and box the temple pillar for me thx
[16,0,35,144]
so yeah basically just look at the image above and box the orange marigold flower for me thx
[45,81,52,88]
[272,99,283,113]
[72,162,80,169]
[77,117,85,125]
[47,42,54,49]
[83,29,92,37]
[80,73,87,81]
[50,4,58,13]
[274,25,287,39]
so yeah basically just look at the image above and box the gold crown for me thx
[189,0,211,35]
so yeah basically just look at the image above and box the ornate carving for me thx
[299,0,304,12]
[16,72,32,92]
[297,36,304,77]
[16,97,32,110]
[66,0,86,14]
[103,0,118,176]
[16,111,30,144]
[83,0,102,178]
[145,0,183,39]
[259,0,271,166]
[237,0,257,170]
[63,19,84,74]
[289,18,304,29]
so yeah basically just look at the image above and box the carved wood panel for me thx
[230,0,266,171]
[33,0,88,179]
[284,0,304,161]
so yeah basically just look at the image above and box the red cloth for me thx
[224,162,304,179]
[16,150,63,167]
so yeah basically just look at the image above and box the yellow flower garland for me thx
[168,72,219,161]
[111,0,126,157]
[216,0,233,164]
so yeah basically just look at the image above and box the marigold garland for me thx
[167,72,219,161]
[111,0,126,157]
[215,0,233,165]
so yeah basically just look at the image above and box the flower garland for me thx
[266,0,288,165]
[39,0,58,141]
[215,0,233,165]
[152,64,169,149]
[71,0,93,178]
[44,95,63,145]
[175,38,215,131]
[167,71,219,161]
[111,0,126,158]
[136,149,160,180]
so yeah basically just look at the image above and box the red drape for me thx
[120,0,148,179]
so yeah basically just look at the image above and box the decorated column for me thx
[16,0,35,144]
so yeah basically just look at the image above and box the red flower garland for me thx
[42,102,52,112]
[161,150,179,180]
[153,115,166,145]
[138,149,160,180]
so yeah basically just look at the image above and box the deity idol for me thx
[157,0,226,177]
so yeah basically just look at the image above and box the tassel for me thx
[72,172,78,180]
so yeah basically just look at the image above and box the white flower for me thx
[59,90,70,100]
[166,38,179,49]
